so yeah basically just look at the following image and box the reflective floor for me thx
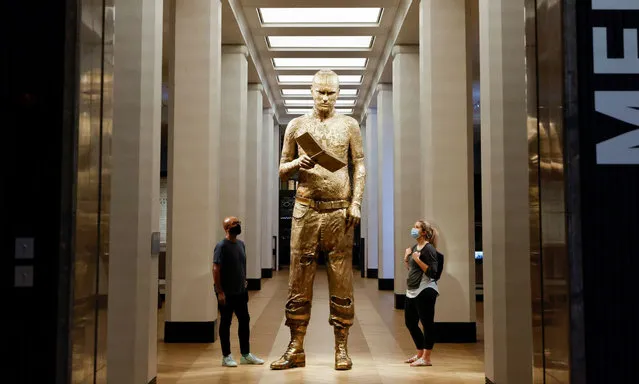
[158,268,484,383]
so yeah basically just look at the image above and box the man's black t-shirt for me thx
[213,239,247,295]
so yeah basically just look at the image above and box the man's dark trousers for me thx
[218,291,250,357]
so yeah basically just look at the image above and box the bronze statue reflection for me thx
[270,69,366,371]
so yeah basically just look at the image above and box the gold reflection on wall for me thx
[526,0,570,382]
[72,0,114,383]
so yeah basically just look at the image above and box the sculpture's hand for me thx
[345,204,361,228]
[298,155,315,170]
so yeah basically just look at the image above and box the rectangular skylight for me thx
[259,8,382,24]
[273,58,367,69]
[267,36,373,49]
[284,99,356,107]
[282,89,358,97]
[286,108,354,115]
[278,75,363,84]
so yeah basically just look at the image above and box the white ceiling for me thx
[163,0,477,124]
[227,0,413,124]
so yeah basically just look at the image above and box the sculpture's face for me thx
[311,72,340,113]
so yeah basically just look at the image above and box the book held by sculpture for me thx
[295,131,347,173]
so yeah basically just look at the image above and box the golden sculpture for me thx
[270,69,366,371]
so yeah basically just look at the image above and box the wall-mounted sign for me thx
[576,2,639,381]
[585,0,639,164]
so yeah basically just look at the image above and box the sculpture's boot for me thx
[270,326,306,370]
[334,327,352,370]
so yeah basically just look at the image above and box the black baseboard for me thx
[392,297,477,343]
[378,278,394,291]
[434,322,477,343]
[247,278,261,290]
[261,268,273,278]
[148,377,157,384]
[164,321,216,343]
[367,268,378,278]
[486,377,495,384]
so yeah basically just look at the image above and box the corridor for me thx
[157,270,484,383]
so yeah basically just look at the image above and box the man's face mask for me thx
[229,224,242,236]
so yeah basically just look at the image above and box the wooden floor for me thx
[157,268,485,383]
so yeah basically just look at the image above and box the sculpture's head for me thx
[311,69,340,114]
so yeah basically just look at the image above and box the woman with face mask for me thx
[402,220,439,367]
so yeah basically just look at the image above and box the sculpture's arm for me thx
[349,119,366,207]
[279,120,300,181]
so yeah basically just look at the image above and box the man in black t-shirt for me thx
[213,216,264,367]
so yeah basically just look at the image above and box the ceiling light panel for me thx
[278,75,363,84]
[259,8,382,24]
[267,36,373,49]
[273,58,367,69]
[281,89,358,97]
[284,99,356,107]
[286,108,354,115]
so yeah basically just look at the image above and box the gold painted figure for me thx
[270,69,366,371]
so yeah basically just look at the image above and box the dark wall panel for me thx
[5,1,79,383]
[568,2,639,383]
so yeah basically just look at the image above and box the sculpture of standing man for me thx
[270,69,366,371]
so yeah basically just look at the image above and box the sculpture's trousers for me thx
[285,200,355,329]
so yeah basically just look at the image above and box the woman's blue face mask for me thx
[410,228,420,239]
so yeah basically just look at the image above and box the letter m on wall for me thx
[595,91,639,164]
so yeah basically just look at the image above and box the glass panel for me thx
[525,0,544,382]
[95,2,114,383]
[527,0,571,382]
[72,0,111,383]
[537,0,570,381]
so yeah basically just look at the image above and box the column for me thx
[480,0,532,382]
[261,108,275,277]
[163,0,221,342]
[245,84,263,289]
[420,0,476,341]
[219,45,248,238]
[365,108,379,278]
[376,84,394,290]
[107,0,162,382]
[272,122,281,270]
[360,121,368,277]
[392,45,420,307]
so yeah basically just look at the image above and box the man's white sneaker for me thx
[222,355,238,367]
[240,353,265,365]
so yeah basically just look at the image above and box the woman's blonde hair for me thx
[417,220,438,248]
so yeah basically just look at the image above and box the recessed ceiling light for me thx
[273,58,367,69]
[278,75,363,84]
[284,99,356,106]
[339,89,358,96]
[267,36,373,49]
[286,108,354,115]
[281,89,358,96]
[259,8,382,24]
[286,108,311,115]
[281,89,312,96]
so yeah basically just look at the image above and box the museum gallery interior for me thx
[6,0,639,383]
